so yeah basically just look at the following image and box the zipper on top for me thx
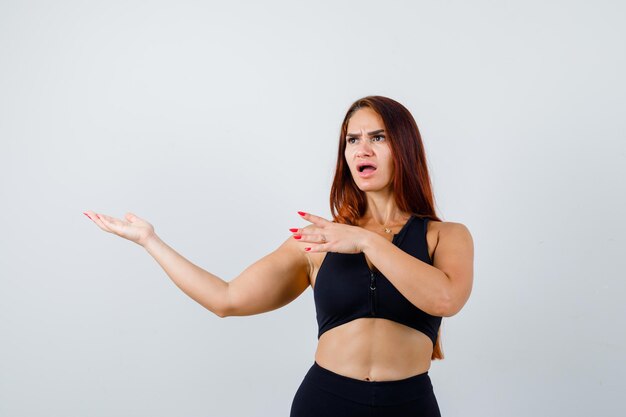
[369,270,377,315]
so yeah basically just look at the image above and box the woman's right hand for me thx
[84,211,155,247]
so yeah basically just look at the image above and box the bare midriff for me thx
[314,318,434,382]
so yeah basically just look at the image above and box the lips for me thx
[357,162,377,172]
[356,161,377,178]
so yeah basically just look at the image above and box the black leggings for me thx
[290,362,441,417]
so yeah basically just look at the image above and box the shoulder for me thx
[429,220,474,261]
[427,220,473,252]
[435,220,471,235]
[426,218,470,235]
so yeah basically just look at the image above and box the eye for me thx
[346,137,357,144]
[371,135,385,142]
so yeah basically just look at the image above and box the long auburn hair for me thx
[329,95,445,360]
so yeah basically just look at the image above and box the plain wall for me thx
[1,1,624,416]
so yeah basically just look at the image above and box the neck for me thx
[363,190,409,226]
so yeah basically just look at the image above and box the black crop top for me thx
[313,215,442,346]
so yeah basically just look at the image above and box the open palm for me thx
[84,211,154,247]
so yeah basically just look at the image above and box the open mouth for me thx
[357,163,377,174]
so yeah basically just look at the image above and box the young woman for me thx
[84,95,474,416]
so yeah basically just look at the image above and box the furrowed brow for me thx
[346,129,385,138]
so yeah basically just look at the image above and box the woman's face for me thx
[344,107,394,193]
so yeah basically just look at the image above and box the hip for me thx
[290,361,441,417]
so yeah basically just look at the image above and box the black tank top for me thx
[313,215,442,346]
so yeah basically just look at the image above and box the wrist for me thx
[142,232,162,251]
[359,229,381,253]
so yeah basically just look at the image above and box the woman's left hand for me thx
[290,211,372,254]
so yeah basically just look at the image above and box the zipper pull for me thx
[369,271,377,315]
[370,271,376,290]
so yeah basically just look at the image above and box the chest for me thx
[308,220,438,289]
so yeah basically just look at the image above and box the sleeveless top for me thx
[313,215,442,346]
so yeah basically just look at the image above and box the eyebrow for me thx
[346,129,385,138]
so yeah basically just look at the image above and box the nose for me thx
[354,139,373,157]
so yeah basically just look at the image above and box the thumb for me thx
[125,212,138,222]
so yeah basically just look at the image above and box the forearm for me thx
[361,232,451,316]
[143,233,230,317]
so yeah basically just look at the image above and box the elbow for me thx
[434,297,453,318]
[214,309,228,318]
[431,271,461,317]
[210,284,232,318]
[435,288,458,318]
[437,305,459,317]
[436,291,467,318]
[202,303,229,318]
[213,298,232,318]
[437,280,472,317]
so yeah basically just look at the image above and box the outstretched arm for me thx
[143,234,310,317]
[86,211,310,318]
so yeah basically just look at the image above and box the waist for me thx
[303,361,434,406]
[314,318,433,381]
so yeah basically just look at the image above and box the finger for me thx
[125,212,140,224]
[297,211,330,226]
[293,233,327,244]
[95,213,119,233]
[313,234,329,244]
[100,213,129,228]
[84,210,113,233]
[292,224,320,239]
[304,243,329,253]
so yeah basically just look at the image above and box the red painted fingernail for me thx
[289,228,299,233]
[293,235,302,240]
[298,211,306,216]
[304,247,311,251]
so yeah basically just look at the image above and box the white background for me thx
[1,1,624,416]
